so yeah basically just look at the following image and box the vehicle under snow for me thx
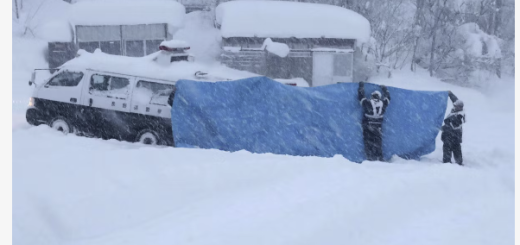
[25,48,306,146]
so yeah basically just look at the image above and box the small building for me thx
[215,1,370,86]
[46,0,185,68]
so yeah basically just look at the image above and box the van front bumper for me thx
[26,107,46,126]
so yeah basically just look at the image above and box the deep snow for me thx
[12,2,514,245]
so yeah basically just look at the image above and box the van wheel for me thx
[135,129,161,145]
[49,117,73,135]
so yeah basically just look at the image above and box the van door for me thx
[130,80,174,119]
[35,69,86,123]
[129,79,175,144]
[36,69,85,104]
[80,72,135,139]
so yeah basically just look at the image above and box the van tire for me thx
[135,129,161,145]
[49,117,73,135]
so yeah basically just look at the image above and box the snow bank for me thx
[12,126,514,245]
[172,11,222,63]
[35,20,73,42]
[216,1,371,42]
[68,0,185,27]
[62,49,256,82]
[12,0,71,37]
[172,77,447,162]
[160,40,190,49]
[12,36,50,128]
[262,38,290,58]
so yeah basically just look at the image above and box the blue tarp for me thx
[171,77,448,163]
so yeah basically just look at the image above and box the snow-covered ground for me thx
[12,2,514,245]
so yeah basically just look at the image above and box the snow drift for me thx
[171,77,448,162]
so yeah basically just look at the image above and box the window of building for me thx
[100,41,122,55]
[126,40,145,57]
[78,42,99,53]
[145,40,164,55]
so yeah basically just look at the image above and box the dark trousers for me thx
[443,141,463,165]
[363,123,383,161]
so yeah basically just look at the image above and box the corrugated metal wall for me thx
[76,24,167,56]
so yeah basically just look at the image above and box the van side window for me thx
[133,80,175,106]
[90,74,130,97]
[47,71,84,87]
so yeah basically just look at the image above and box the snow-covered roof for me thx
[216,1,370,42]
[68,0,185,27]
[61,49,257,82]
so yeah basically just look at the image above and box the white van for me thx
[26,68,176,146]
[26,41,308,146]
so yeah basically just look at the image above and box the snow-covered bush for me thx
[353,37,378,82]
[434,23,502,88]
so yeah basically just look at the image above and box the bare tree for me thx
[22,0,48,37]
[410,0,424,71]
[14,0,19,19]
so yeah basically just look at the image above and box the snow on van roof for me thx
[68,0,185,27]
[61,49,257,82]
[215,1,370,42]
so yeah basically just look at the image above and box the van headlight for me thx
[28,97,34,107]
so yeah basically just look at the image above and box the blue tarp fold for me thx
[172,77,448,162]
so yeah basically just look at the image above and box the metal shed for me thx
[215,1,370,87]
[47,0,185,68]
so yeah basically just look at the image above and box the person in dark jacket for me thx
[441,91,465,165]
[358,81,391,161]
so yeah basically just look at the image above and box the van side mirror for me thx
[28,81,33,86]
